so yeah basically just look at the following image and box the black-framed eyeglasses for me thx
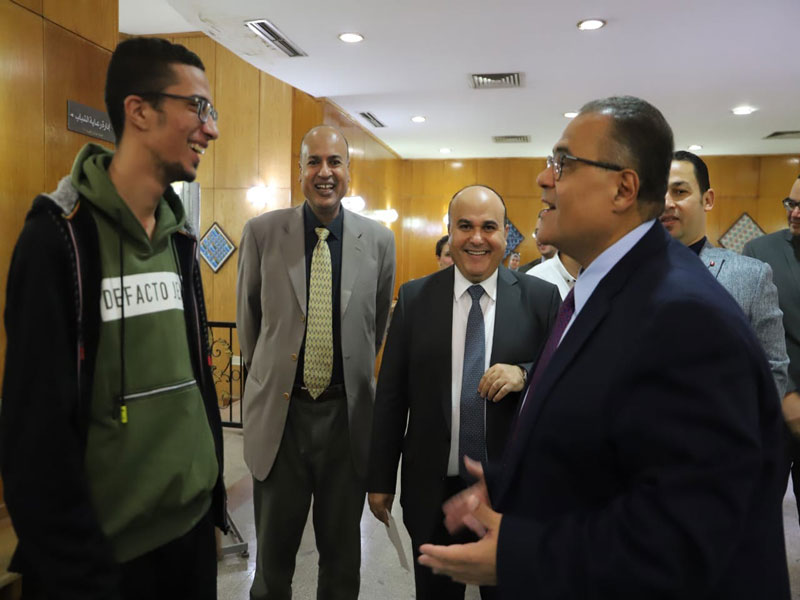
[782,197,800,212]
[546,152,624,181]
[135,92,218,123]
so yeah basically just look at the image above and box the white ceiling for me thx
[119,0,800,160]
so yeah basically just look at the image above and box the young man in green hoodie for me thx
[1,37,225,600]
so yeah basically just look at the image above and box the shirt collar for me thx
[688,236,707,256]
[303,201,344,240]
[573,219,656,316]
[453,265,499,302]
[552,252,577,285]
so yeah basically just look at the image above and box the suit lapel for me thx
[490,268,519,364]
[699,243,724,279]
[280,205,307,315]
[429,269,455,429]
[495,222,667,506]
[341,209,363,319]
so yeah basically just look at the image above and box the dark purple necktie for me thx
[517,287,575,418]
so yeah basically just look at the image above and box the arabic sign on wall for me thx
[67,100,116,144]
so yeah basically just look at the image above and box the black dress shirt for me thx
[688,236,707,256]
[294,202,345,388]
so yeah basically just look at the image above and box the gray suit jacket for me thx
[744,230,800,393]
[236,204,396,480]
[700,241,788,397]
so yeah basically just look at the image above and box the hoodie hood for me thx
[71,143,186,254]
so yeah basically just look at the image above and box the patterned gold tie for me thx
[303,227,333,399]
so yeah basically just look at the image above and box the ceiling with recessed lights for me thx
[120,0,800,159]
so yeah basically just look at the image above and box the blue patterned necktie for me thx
[459,284,486,481]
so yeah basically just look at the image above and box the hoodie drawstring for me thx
[117,218,128,424]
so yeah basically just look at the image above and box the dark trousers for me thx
[118,509,217,600]
[410,477,496,600]
[786,427,800,522]
[250,389,364,600]
[22,509,217,600]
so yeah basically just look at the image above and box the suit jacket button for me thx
[291,353,298,361]
[300,314,305,322]
[283,392,290,400]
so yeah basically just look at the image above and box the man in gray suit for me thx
[744,173,800,521]
[662,150,788,395]
[236,125,396,600]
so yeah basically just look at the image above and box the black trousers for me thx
[410,476,496,600]
[118,509,217,600]
[21,509,216,600]
[250,388,364,600]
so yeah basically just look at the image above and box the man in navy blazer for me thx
[419,96,790,599]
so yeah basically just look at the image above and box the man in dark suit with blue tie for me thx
[368,185,560,600]
[419,96,790,599]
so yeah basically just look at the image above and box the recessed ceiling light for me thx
[564,111,578,118]
[411,115,426,123]
[688,144,703,151]
[577,19,606,31]
[439,148,452,154]
[732,105,757,116]
[338,32,364,43]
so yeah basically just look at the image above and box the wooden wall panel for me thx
[0,0,45,390]
[43,0,117,51]
[212,189,263,322]
[177,35,217,191]
[11,0,41,13]
[43,20,112,190]
[291,90,323,206]
[213,45,259,189]
[259,72,292,195]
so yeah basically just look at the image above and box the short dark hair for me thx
[580,96,674,220]
[673,150,710,195]
[435,235,449,257]
[105,37,205,141]
[448,185,508,225]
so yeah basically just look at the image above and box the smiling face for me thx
[662,160,713,246]
[300,126,350,224]
[448,186,508,283]
[147,63,218,185]
[535,112,624,267]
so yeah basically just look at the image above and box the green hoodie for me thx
[73,144,218,562]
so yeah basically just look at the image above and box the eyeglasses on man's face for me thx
[782,197,800,212]
[136,91,218,123]
[545,152,624,181]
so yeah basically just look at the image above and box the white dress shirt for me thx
[447,267,498,476]
[526,252,576,300]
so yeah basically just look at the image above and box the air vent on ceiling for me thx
[493,135,530,144]
[359,112,386,128]
[244,19,306,57]
[470,72,522,89]
[764,130,800,140]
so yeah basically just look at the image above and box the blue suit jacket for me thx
[492,223,789,599]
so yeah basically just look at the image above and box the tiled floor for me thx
[218,428,800,600]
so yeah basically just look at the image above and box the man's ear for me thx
[703,188,715,212]
[612,169,640,213]
[123,95,151,133]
